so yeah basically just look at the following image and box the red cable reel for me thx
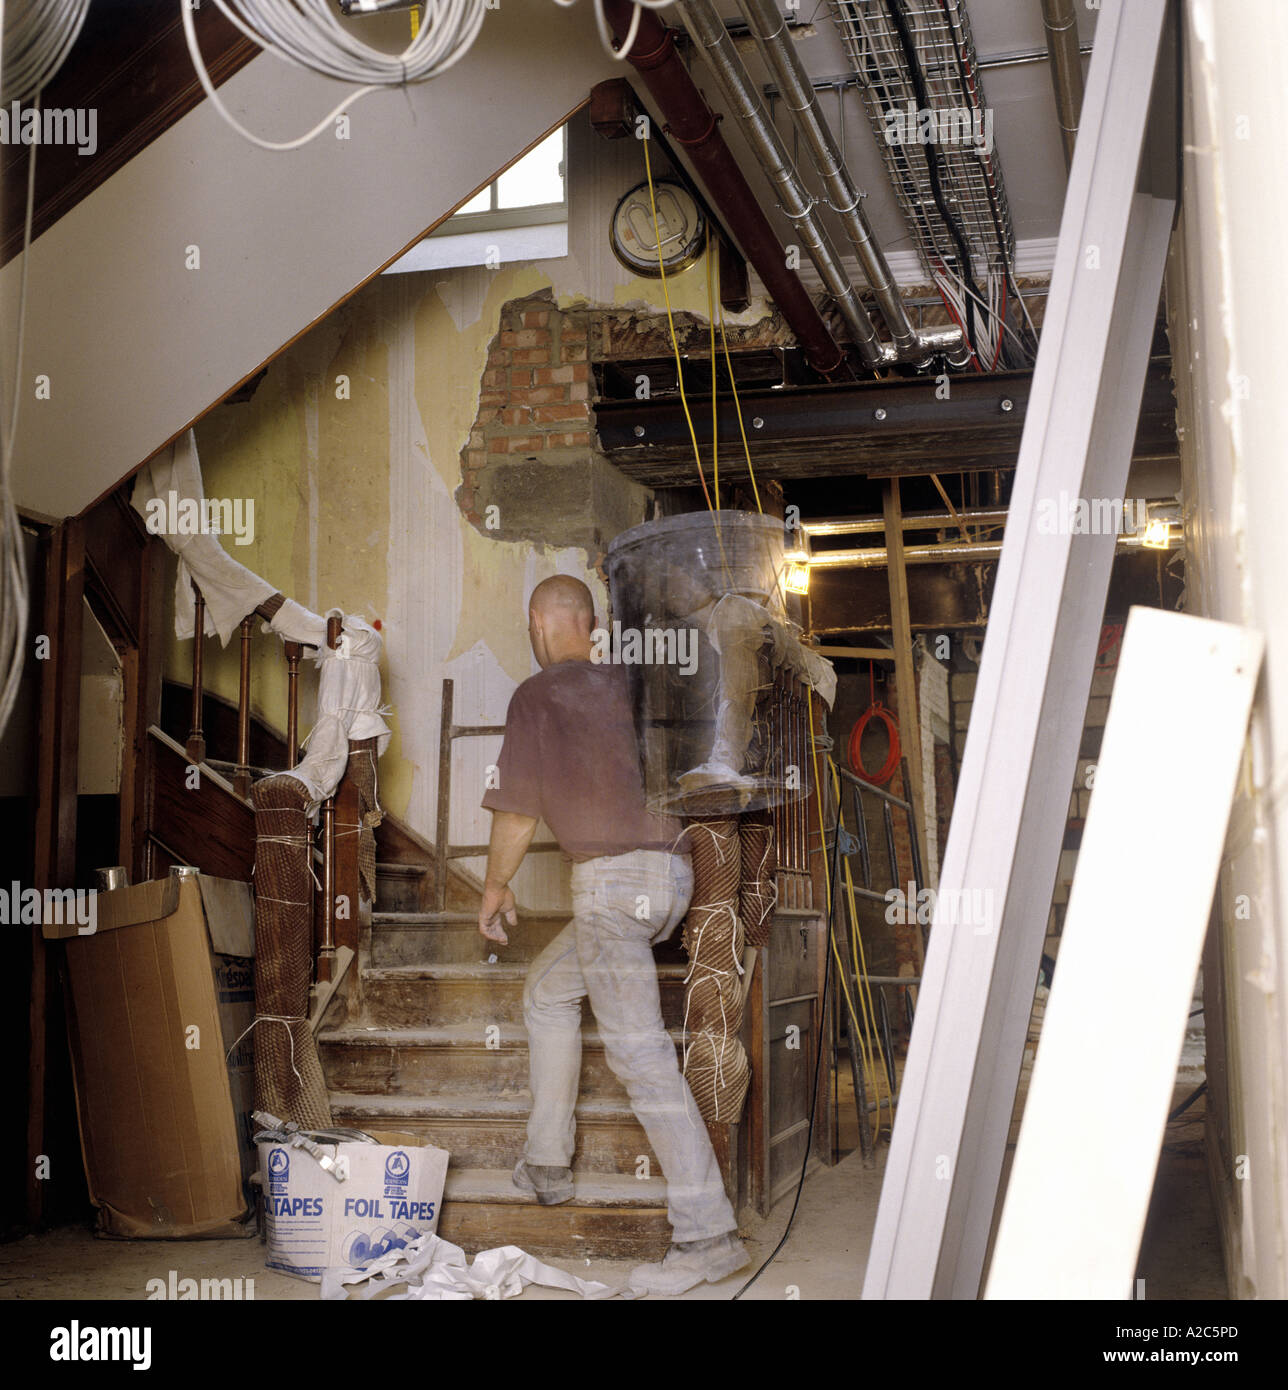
[848,661,900,785]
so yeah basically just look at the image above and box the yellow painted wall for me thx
[157,117,778,907]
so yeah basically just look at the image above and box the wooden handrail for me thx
[181,581,366,983]
[316,614,344,983]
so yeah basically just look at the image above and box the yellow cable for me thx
[807,688,884,1143]
[830,757,894,1137]
[707,229,719,510]
[717,285,762,514]
[643,136,712,510]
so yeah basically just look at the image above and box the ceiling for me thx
[664,0,1098,289]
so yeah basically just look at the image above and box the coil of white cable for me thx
[185,0,491,151]
[1,0,92,103]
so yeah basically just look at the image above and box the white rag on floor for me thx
[130,428,275,644]
[319,1232,619,1301]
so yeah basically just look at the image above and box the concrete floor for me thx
[0,1119,1224,1301]
[0,1145,881,1303]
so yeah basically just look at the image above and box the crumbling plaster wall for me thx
[159,112,781,909]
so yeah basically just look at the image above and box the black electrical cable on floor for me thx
[731,806,842,1300]
[883,0,984,348]
[1167,1081,1206,1123]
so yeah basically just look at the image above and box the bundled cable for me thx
[182,0,490,151]
[1,0,91,741]
[0,0,91,103]
[848,662,900,786]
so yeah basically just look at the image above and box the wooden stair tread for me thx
[360,962,689,982]
[443,1168,667,1207]
[329,1092,640,1122]
[320,1021,685,1047]
[373,910,569,926]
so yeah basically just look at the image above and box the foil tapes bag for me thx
[259,1131,449,1282]
[605,510,835,818]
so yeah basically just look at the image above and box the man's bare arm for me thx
[478,810,539,942]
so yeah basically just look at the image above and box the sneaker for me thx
[512,1158,574,1206]
[628,1232,750,1295]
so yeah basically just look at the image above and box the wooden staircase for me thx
[150,680,701,1260]
[317,859,682,1260]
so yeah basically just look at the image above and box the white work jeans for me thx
[522,847,738,1243]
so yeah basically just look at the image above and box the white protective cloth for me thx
[282,608,392,811]
[130,429,275,644]
[681,593,836,790]
[319,1232,619,1301]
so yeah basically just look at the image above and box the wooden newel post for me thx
[186,581,206,765]
[317,797,336,985]
[284,641,301,769]
[316,613,344,984]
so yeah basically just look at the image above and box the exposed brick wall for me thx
[456,290,795,559]
[459,292,594,524]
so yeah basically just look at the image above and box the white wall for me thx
[1167,0,1288,1299]
[5,4,618,521]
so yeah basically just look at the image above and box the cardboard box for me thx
[46,875,257,1238]
[259,1131,449,1282]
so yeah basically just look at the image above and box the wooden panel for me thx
[768,998,816,1138]
[769,1120,815,1206]
[0,3,258,266]
[81,493,147,648]
[436,1198,670,1261]
[765,917,821,1002]
[146,729,254,881]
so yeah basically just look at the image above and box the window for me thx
[384,125,569,275]
[437,126,568,234]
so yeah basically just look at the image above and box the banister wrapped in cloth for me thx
[131,429,391,1130]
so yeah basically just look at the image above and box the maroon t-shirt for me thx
[481,660,682,862]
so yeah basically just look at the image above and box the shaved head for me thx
[529,575,594,623]
[527,575,596,669]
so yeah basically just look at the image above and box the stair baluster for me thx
[284,641,301,768]
[186,581,206,765]
[233,615,253,798]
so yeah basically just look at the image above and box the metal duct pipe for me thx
[1041,0,1084,169]
[735,0,965,365]
[672,0,895,369]
[601,0,849,377]
[803,507,1010,537]
[811,532,1166,570]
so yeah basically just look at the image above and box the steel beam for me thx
[861,0,1179,1300]
[594,361,1179,484]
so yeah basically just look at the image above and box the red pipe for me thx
[602,0,849,378]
